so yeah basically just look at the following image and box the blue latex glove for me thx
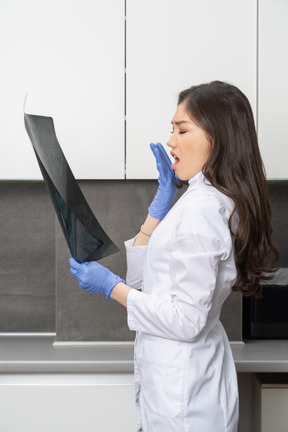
[148,142,179,219]
[69,258,125,299]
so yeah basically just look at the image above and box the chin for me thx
[176,172,189,182]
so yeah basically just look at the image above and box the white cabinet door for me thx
[258,0,288,179]
[0,374,136,432]
[254,375,288,432]
[0,0,125,179]
[126,0,257,179]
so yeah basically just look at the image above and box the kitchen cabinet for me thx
[2,336,288,432]
[254,374,288,432]
[258,0,288,179]
[0,373,136,432]
[0,0,125,180]
[1,1,286,181]
[126,0,257,179]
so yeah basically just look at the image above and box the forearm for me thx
[110,217,160,305]
[110,281,132,307]
[134,214,161,246]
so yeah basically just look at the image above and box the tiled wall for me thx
[55,180,159,342]
[0,182,55,332]
[1,180,286,341]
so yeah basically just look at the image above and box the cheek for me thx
[199,138,212,160]
[190,143,210,162]
[185,143,211,174]
[203,144,213,162]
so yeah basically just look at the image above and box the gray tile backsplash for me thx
[2,179,286,341]
[0,182,55,332]
[55,180,155,342]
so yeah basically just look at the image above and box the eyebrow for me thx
[171,120,191,126]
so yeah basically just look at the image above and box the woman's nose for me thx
[166,133,174,148]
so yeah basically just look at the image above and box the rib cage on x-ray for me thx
[24,113,119,262]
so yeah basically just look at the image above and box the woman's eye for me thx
[170,129,186,134]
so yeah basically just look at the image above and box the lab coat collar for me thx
[187,171,210,190]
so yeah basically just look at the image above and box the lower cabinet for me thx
[254,374,288,432]
[2,371,288,431]
[0,374,136,432]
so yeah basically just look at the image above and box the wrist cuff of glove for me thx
[148,203,170,220]
[106,278,126,300]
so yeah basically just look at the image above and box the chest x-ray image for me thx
[24,113,119,262]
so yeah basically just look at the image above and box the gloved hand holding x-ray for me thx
[69,258,125,299]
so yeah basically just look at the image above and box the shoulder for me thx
[180,185,231,228]
[173,185,234,254]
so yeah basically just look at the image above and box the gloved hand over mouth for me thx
[69,258,125,299]
[148,142,179,219]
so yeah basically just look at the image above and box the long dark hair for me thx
[178,81,279,297]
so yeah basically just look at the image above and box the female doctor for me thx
[70,81,279,431]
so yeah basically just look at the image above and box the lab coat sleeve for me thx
[127,198,233,341]
[125,237,147,290]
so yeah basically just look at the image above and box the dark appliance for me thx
[242,268,288,339]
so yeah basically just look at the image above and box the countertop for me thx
[0,335,134,373]
[1,335,288,374]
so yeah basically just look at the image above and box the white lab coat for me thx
[125,172,239,432]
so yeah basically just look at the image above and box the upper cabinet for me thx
[1,1,286,180]
[0,0,125,179]
[126,0,257,179]
[258,0,288,179]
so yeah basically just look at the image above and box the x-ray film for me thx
[24,113,119,262]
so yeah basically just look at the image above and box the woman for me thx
[70,81,279,431]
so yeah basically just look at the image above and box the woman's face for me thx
[167,102,212,181]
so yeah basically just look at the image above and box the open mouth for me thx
[170,153,179,170]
